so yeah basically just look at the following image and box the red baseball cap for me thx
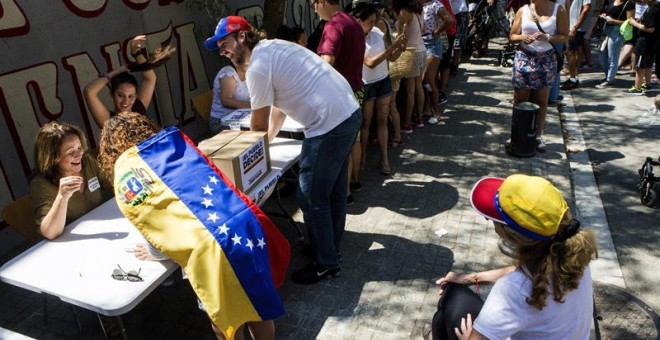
[205,16,252,50]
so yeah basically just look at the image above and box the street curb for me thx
[559,93,626,288]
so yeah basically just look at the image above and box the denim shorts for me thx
[364,76,393,102]
[423,36,443,58]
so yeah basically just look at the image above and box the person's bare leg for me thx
[414,74,425,122]
[644,68,653,86]
[513,87,531,104]
[388,90,402,144]
[247,321,275,340]
[360,100,375,167]
[533,87,550,137]
[424,56,441,119]
[376,95,391,172]
[404,77,415,127]
[618,44,632,69]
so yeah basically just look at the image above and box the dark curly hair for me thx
[98,112,160,180]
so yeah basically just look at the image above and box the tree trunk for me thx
[262,0,286,38]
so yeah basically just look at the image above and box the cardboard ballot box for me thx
[198,131,271,192]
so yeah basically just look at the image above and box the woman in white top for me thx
[352,1,407,176]
[427,174,598,340]
[393,0,427,133]
[208,56,250,134]
[509,0,568,153]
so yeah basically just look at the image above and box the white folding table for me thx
[221,109,305,133]
[0,199,178,317]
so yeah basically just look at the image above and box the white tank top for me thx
[521,4,558,52]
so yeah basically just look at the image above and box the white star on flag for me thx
[202,198,213,208]
[257,238,266,249]
[232,233,242,245]
[207,212,219,223]
[218,223,229,235]
[246,239,254,250]
[209,176,219,185]
[202,184,213,195]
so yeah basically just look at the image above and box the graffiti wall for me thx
[0,0,339,223]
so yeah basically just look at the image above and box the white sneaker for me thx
[536,137,547,153]
[427,117,440,125]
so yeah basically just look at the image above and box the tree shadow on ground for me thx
[276,230,455,339]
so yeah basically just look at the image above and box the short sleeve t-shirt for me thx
[423,0,446,36]
[30,153,113,226]
[363,27,389,84]
[635,4,660,55]
[473,266,594,340]
[247,39,359,138]
[604,0,634,21]
[570,0,594,31]
[317,11,366,92]
[210,65,250,119]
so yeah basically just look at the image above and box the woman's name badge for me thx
[88,177,101,192]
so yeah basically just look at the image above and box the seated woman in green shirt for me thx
[30,121,113,239]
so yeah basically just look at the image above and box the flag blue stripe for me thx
[136,127,284,319]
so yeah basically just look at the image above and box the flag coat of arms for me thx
[113,126,290,339]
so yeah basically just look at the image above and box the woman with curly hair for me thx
[425,174,598,340]
[97,111,160,178]
[30,121,113,239]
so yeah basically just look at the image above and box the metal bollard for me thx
[506,102,538,158]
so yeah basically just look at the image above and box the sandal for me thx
[389,139,406,148]
[379,164,392,176]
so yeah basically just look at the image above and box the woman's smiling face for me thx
[57,134,84,177]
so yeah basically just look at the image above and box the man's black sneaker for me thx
[438,91,448,104]
[291,263,341,285]
[560,79,579,90]
[350,181,362,192]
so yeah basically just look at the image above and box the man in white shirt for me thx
[205,16,362,285]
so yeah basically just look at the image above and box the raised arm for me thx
[131,36,157,109]
[364,33,406,68]
[83,66,128,128]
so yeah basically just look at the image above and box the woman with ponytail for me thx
[425,174,598,340]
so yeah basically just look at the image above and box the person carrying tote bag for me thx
[596,0,635,88]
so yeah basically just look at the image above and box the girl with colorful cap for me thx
[425,174,598,340]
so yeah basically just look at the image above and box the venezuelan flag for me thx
[113,126,290,339]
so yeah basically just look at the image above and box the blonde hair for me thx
[495,211,598,310]
[34,121,88,183]
[98,112,160,180]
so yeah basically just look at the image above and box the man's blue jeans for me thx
[601,25,625,82]
[297,109,362,269]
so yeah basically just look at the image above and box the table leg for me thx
[275,184,305,243]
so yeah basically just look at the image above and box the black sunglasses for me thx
[111,265,143,282]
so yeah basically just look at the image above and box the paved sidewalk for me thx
[0,42,657,339]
